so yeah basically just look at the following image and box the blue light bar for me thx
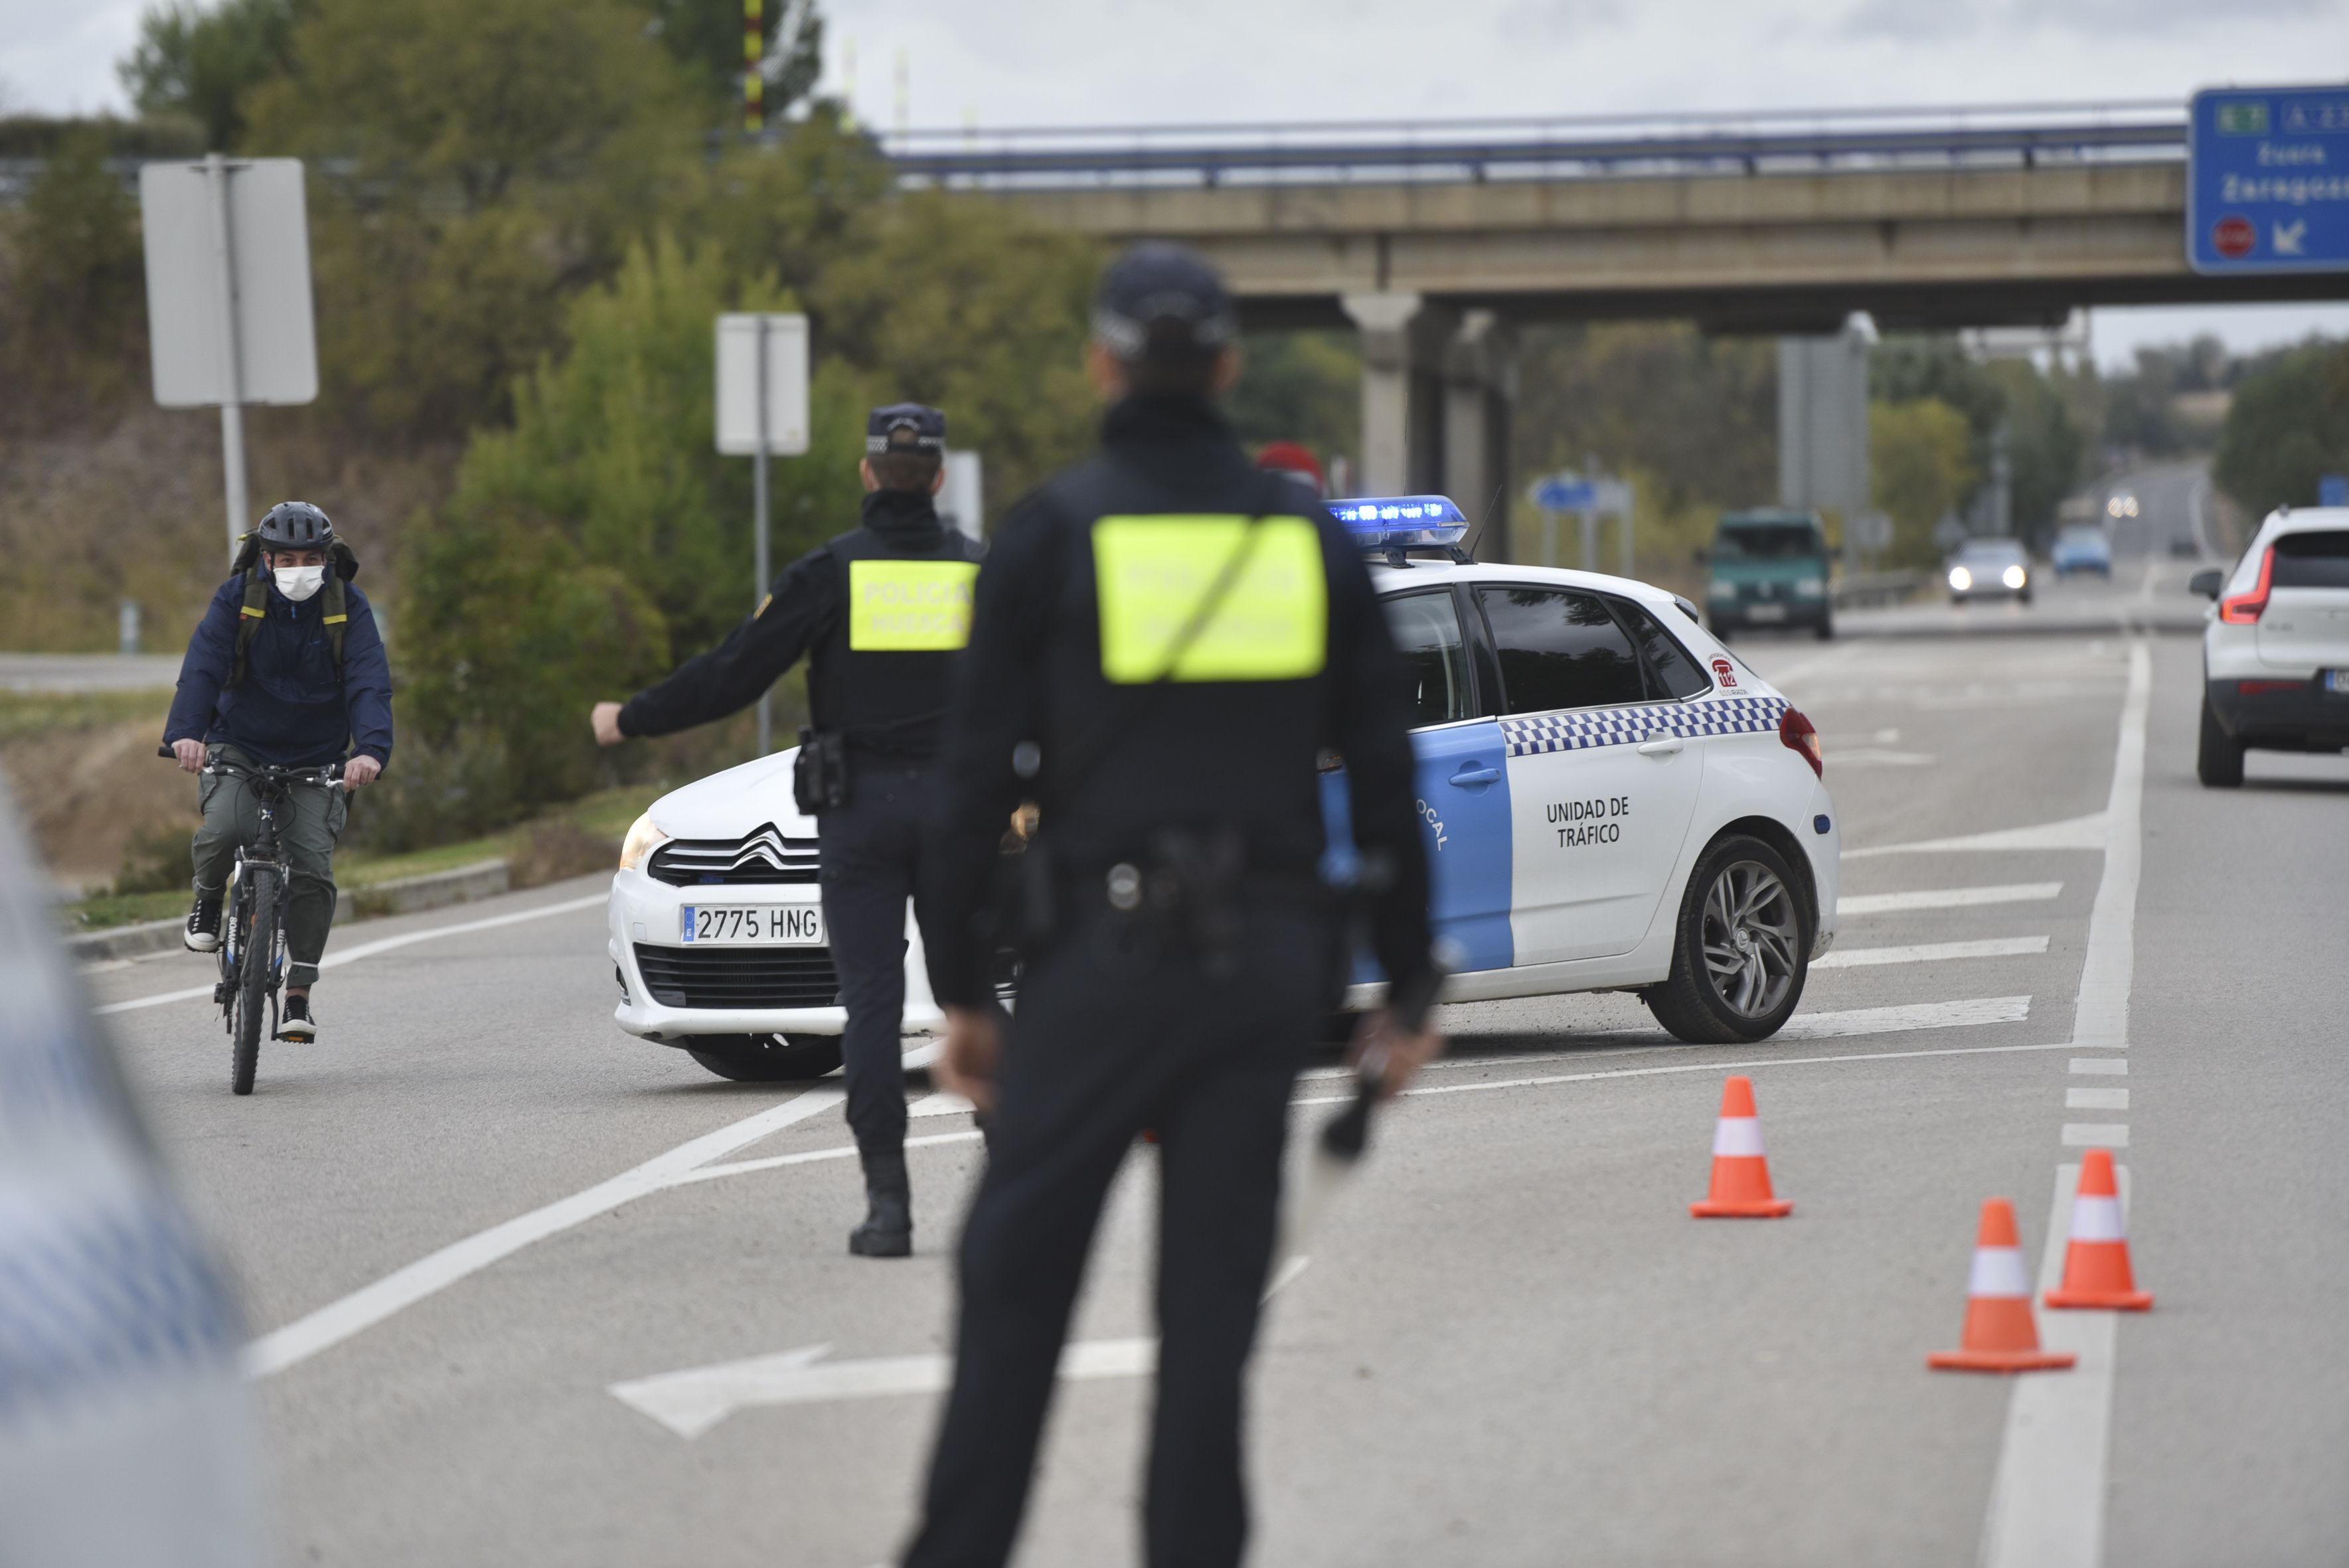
[1330,494,1469,549]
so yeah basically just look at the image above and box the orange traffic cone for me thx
[1928,1198,2075,1372]
[2044,1149,2152,1310]
[1689,1075,1793,1217]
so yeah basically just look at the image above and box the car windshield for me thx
[1957,540,2025,563]
[2056,526,2105,547]
[1714,523,1822,560]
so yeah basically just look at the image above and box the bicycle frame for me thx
[201,758,341,1036]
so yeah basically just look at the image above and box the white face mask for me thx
[273,565,327,603]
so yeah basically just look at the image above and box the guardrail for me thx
[1833,571,1926,609]
[884,99,2188,190]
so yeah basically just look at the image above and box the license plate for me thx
[680,905,825,945]
[1745,603,1786,623]
[2326,670,2349,694]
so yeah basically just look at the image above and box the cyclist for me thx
[163,502,392,1042]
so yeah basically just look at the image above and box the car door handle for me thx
[1448,762,1500,788]
[1636,736,1684,757]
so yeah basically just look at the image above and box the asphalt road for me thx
[77,491,2348,1567]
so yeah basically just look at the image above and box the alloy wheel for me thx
[1698,860,1800,1019]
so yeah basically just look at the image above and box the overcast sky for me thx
[8,0,2348,366]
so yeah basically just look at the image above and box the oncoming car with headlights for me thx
[605,495,1843,1076]
[1947,536,2032,604]
[1325,497,1840,1043]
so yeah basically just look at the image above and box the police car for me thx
[1327,497,1837,1043]
[606,496,1839,1079]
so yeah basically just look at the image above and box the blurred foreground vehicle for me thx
[0,784,269,1567]
[1702,509,1834,640]
[2050,524,2114,578]
[1946,537,2032,604]
[2192,507,2349,787]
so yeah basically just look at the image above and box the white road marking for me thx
[1978,1164,2127,1568]
[1826,748,1936,767]
[1836,883,2062,917]
[1772,996,2030,1038]
[1979,636,2148,1568]
[611,1336,1159,1440]
[675,1129,983,1188]
[1291,1032,2081,1110]
[908,1091,975,1119]
[244,1085,846,1377]
[1844,813,2108,860]
[2069,1058,2127,1076]
[1811,936,2048,970]
[96,891,609,1015]
[2066,1087,2129,1111]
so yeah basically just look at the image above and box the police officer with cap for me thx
[902,243,1445,1566]
[591,404,982,1258]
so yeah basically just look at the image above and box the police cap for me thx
[866,403,947,455]
[1092,242,1237,365]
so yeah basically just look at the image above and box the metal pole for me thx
[1621,505,1634,578]
[1579,509,1597,573]
[754,316,772,757]
[204,152,249,564]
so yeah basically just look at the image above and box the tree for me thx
[0,128,147,424]
[1986,360,2085,534]
[1226,332,1360,477]
[119,0,303,149]
[2212,340,2349,519]
[1870,398,1975,566]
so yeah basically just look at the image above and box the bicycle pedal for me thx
[212,981,232,1004]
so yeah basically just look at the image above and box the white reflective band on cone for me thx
[2068,1194,2125,1243]
[1969,1246,2032,1298]
[1711,1117,1766,1158]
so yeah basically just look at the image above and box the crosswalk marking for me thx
[1813,935,2048,970]
[1837,882,2062,917]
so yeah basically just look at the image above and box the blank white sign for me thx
[714,313,810,455]
[139,158,317,408]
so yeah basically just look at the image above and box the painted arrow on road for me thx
[609,1336,1158,1439]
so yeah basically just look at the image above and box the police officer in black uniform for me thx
[591,404,983,1258]
[904,245,1445,1567]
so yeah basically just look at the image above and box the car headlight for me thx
[2002,564,2028,590]
[1708,578,1735,599]
[618,812,669,872]
[1793,576,1825,597]
[1949,566,1973,591]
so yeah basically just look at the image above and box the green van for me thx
[1704,509,1834,640]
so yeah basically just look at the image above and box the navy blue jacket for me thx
[164,575,394,769]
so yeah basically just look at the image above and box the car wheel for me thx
[1814,613,1834,641]
[1643,834,1813,1045]
[2196,695,2245,788]
[685,1033,845,1082]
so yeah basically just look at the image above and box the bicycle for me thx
[160,746,343,1095]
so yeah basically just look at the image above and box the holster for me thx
[792,728,851,815]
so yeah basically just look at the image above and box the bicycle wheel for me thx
[231,866,277,1095]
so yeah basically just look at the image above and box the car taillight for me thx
[2220,547,2275,624]
[1779,708,1823,779]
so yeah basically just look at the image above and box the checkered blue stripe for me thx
[1500,694,1788,757]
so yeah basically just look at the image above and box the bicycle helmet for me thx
[256,501,335,552]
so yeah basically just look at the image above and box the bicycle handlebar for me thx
[157,745,344,785]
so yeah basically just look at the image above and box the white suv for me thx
[2192,506,2349,787]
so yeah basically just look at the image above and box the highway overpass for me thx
[892,102,2346,505]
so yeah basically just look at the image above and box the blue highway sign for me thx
[2189,86,2349,275]
[1531,475,1597,510]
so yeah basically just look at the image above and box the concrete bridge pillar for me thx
[1342,291,1455,496]
[1443,310,1516,554]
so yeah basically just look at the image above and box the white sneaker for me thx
[184,896,222,953]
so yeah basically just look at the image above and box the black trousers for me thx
[817,761,945,1164]
[902,903,1329,1568]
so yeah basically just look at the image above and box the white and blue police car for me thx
[1323,496,1838,1044]
[605,495,1840,1080]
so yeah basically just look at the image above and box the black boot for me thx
[849,1148,912,1259]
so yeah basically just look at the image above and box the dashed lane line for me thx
[1812,935,2049,969]
[96,892,609,1016]
[1837,883,2063,917]
[1977,635,2149,1568]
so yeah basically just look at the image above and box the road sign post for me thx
[140,156,317,562]
[2188,86,2349,276]
[715,313,810,755]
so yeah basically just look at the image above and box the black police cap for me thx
[1092,242,1237,363]
[866,402,946,455]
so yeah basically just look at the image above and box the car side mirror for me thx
[2188,568,2223,599]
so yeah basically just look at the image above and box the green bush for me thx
[2213,340,2349,519]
